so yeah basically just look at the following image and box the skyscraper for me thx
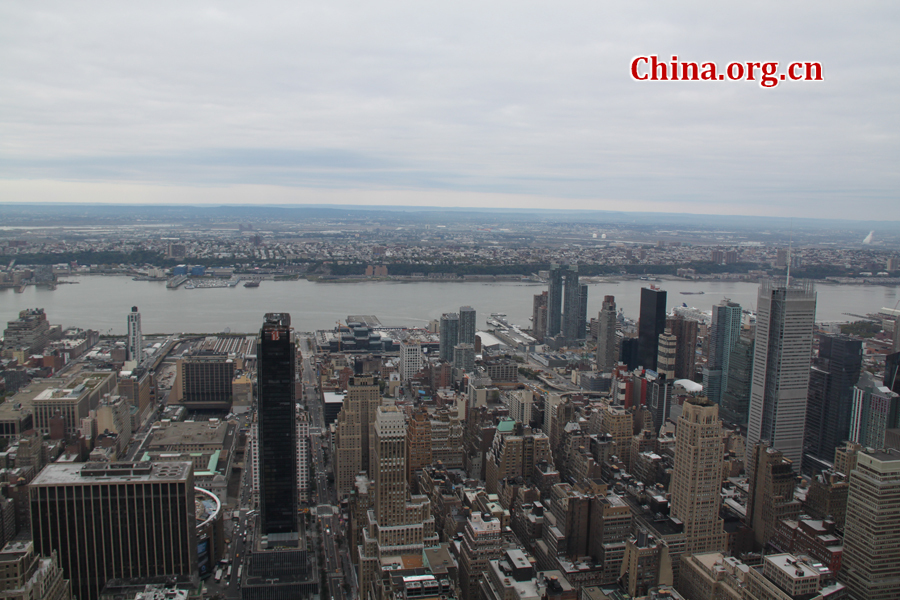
[30,462,197,600]
[258,313,298,535]
[439,312,459,362]
[746,279,817,469]
[126,306,142,362]
[803,334,862,474]
[849,372,900,449]
[459,305,477,345]
[562,266,582,342]
[545,265,564,339]
[638,287,667,371]
[596,295,618,373]
[704,299,742,405]
[669,396,726,555]
[532,291,548,342]
[656,329,676,380]
[745,443,801,550]
[358,406,437,598]
[884,351,900,395]
[841,448,900,600]
[578,283,589,341]
[335,375,381,498]
[719,336,754,427]
[665,313,698,380]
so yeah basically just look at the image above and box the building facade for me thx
[638,288,667,372]
[746,279,817,469]
[257,313,298,535]
[840,449,900,600]
[669,397,726,555]
[29,462,197,600]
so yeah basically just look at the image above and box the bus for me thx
[214,568,223,583]
[226,565,233,579]
[237,566,243,581]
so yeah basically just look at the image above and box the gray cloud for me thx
[1,1,898,217]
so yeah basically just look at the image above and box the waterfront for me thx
[2,276,899,335]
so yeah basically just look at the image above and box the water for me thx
[2,276,898,335]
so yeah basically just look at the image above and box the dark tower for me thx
[258,313,298,535]
[638,287,667,371]
[803,334,862,474]
[545,265,563,338]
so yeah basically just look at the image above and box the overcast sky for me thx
[1,1,898,219]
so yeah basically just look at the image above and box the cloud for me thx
[1,1,898,218]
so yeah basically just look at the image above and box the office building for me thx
[257,313,297,535]
[884,351,900,395]
[546,266,564,339]
[459,306,477,345]
[561,267,583,342]
[399,341,423,381]
[0,540,72,600]
[126,306,142,363]
[358,407,437,599]
[578,284,589,341]
[459,513,503,600]
[439,313,459,363]
[532,292,548,342]
[745,443,801,550]
[176,352,235,410]
[656,329,677,380]
[648,374,673,433]
[747,279,817,469]
[297,410,311,503]
[453,343,475,374]
[804,335,862,473]
[849,372,900,449]
[508,389,534,426]
[666,313,698,380]
[669,396,726,555]
[2,308,53,357]
[841,449,900,600]
[704,299,742,405]
[335,375,381,498]
[638,288,667,371]
[720,336,754,427]
[596,296,619,374]
[30,462,197,600]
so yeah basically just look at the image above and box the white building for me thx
[746,279,817,469]
[399,341,423,381]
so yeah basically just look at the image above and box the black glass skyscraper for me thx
[803,334,862,474]
[638,287,667,371]
[258,313,298,535]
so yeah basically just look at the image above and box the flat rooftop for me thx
[31,461,192,486]
[146,420,230,448]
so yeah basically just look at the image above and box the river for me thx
[2,277,899,335]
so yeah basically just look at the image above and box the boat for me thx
[243,281,260,288]
[680,291,705,295]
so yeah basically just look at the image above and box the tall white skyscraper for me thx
[126,306,142,362]
[746,279,817,469]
